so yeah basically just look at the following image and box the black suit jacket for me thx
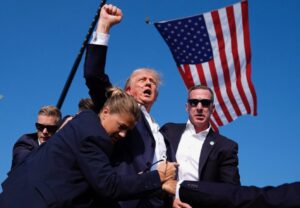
[180,181,300,208]
[11,133,39,170]
[160,123,240,185]
[84,44,173,208]
[0,110,162,208]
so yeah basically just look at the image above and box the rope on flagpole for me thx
[56,0,107,109]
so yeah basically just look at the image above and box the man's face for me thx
[36,115,59,143]
[101,108,136,144]
[126,70,158,110]
[186,88,215,133]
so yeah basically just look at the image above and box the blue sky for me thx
[1,0,300,190]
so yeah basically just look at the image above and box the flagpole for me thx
[56,0,107,109]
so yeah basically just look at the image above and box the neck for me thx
[194,124,209,134]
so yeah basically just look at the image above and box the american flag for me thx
[154,1,257,129]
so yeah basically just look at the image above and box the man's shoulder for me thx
[17,133,38,142]
[13,133,38,149]
[161,122,186,130]
[211,130,238,147]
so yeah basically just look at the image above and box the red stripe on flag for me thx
[212,110,223,126]
[208,60,233,122]
[226,5,251,114]
[242,1,257,115]
[195,64,208,85]
[178,65,195,89]
[211,10,242,116]
[210,119,219,132]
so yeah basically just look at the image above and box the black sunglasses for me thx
[35,123,58,133]
[188,99,212,107]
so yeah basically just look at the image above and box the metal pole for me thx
[56,0,107,109]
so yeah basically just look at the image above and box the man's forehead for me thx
[189,88,212,97]
[132,70,156,78]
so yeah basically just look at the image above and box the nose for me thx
[196,102,204,110]
[42,128,48,134]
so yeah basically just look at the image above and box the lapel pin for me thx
[210,141,215,146]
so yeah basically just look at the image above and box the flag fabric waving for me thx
[154,0,257,130]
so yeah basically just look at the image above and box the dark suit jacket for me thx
[160,123,240,185]
[11,133,39,170]
[180,181,300,208]
[0,110,162,208]
[84,44,173,208]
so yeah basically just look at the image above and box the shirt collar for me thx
[186,120,211,137]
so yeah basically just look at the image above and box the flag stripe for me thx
[178,65,194,89]
[208,60,233,122]
[204,12,234,124]
[212,9,243,118]
[233,3,255,115]
[201,62,228,125]
[241,1,257,115]
[226,5,251,114]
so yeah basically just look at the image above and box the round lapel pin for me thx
[210,141,215,146]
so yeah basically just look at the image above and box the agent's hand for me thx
[173,198,192,208]
[157,161,178,183]
[162,179,177,195]
[97,4,123,33]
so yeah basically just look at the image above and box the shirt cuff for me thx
[175,181,181,199]
[90,32,110,46]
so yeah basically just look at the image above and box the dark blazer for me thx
[180,181,300,208]
[84,44,173,208]
[0,110,162,208]
[160,123,240,185]
[11,133,39,170]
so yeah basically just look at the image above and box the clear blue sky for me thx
[1,0,300,190]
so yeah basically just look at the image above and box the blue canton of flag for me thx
[155,15,213,65]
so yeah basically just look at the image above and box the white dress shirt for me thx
[176,120,210,198]
[90,31,109,46]
[140,106,167,170]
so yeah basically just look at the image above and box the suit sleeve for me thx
[180,181,300,208]
[84,44,112,114]
[77,136,162,200]
[11,136,36,169]
[218,141,240,185]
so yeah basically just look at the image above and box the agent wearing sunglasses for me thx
[160,85,240,208]
[11,105,61,170]
[0,87,178,208]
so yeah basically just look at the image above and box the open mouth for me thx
[143,89,152,96]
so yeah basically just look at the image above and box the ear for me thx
[125,86,131,95]
[211,104,216,113]
[100,106,110,120]
[185,102,189,112]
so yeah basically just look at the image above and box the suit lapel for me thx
[198,129,216,179]
[173,125,186,153]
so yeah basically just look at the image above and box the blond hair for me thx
[124,68,161,90]
[104,87,140,121]
[38,106,62,123]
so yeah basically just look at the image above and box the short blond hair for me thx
[38,106,62,123]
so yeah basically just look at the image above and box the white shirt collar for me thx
[186,120,211,138]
